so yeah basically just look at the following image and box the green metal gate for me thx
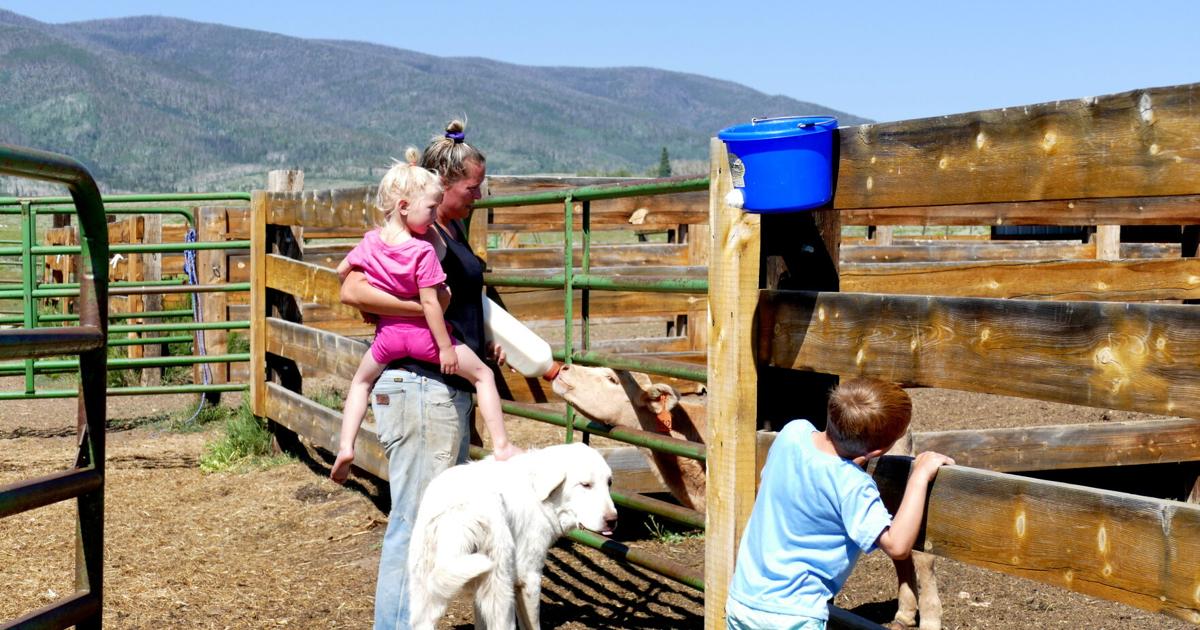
[0,144,109,629]
[0,192,253,400]
[476,176,711,589]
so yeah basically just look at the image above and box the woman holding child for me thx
[335,120,518,630]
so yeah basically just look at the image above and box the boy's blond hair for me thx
[375,147,442,241]
[826,377,912,456]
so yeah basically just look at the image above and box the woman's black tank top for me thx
[385,220,486,392]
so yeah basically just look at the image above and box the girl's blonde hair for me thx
[376,147,442,241]
[418,119,487,184]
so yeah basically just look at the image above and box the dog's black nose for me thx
[604,515,618,532]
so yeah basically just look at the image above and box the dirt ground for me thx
[0,375,1193,629]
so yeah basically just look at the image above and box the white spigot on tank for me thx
[482,296,560,380]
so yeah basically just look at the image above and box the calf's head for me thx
[550,364,679,430]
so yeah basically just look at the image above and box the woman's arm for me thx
[339,270,424,317]
[420,285,458,373]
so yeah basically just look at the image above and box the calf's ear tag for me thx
[374,394,390,405]
[655,393,673,433]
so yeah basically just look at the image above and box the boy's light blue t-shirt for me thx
[728,419,893,620]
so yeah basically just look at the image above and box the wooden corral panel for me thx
[265,317,366,381]
[300,245,353,269]
[264,186,380,229]
[264,254,359,321]
[489,243,689,269]
[840,241,1179,264]
[265,382,389,479]
[840,258,1200,301]
[486,192,708,231]
[834,83,1200,210]
[486,176,708,228]
[912,418,1200,472]
[842,194,1200,226]
[496,287,703,322]
[868,459,1200,623]
[759,290,1200,421]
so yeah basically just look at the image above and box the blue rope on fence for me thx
[182,227,211,423]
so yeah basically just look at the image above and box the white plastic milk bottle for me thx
[482,296,559,380]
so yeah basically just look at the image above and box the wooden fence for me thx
[706,82,1200,627]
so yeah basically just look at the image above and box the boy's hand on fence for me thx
[439,346,459,374]
[330,449,355,484]
[911,451,955,484]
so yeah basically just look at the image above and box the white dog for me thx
[408,442,619,630]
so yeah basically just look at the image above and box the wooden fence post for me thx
[193,207,230,398]
[250,191,267,416]
[686,221,710,353]
[140,214,163,386]
[1096,225,1121,260]
[704,138,761,629]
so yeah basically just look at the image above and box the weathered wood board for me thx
[834,83,1200,210]
[841,258,1200,301]
[760,290,1200,419]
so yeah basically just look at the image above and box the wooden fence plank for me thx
[868,460,1200,623]
[488,243,689,269]
[840,241,1180,264]
[496,288,704,322]
[911,418,1200,471]
[265,382,389,480]
[759,290,1200,419]
[841,194,1200,226]
[704,138,760,629]
[488,192,709,230]
[264,254,359,321]
[840,258,1200,301]
[834,83,1200,210]
[265,317,366,382]
[265,186,379,228]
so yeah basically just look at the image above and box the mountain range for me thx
[0,9,867,193]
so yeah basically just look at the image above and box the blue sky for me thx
[2,1,1197,122]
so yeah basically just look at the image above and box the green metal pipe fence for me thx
[0,190,252,400]
[473,176,713,551]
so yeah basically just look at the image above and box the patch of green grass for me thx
[106,343,137,388]
[226,331,248,354]
[309,385,345,411]
[159,398,233,433]
[199,396,290,473]
[643,515,704,544]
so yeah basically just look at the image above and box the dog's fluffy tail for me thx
[427,512,495,595]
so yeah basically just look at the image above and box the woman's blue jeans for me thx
[370,368,473,630]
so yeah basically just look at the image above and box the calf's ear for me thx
[640,383,680,414]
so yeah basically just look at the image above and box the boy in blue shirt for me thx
[726,377,954,630]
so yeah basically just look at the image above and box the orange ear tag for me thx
[655,393,673,433]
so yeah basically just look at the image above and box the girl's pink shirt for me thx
[344,230,447,311]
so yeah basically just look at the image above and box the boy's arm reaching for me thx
[876,451,955,560]
[420,284,458,373]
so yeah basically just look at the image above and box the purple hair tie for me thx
[445,131,465,143]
